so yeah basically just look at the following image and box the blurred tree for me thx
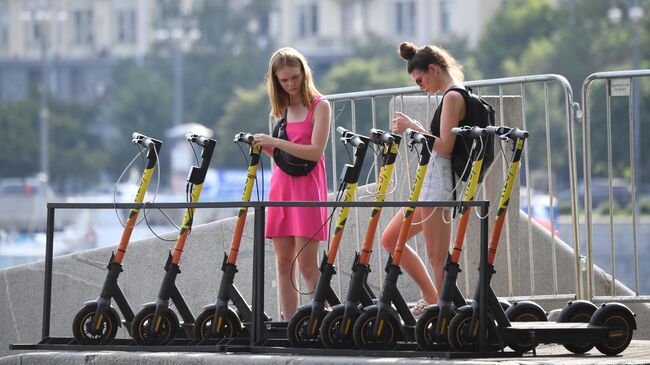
[106,62,173,181]
[0,96,104,192]
[475,0,557,78]
[214,84,270,167]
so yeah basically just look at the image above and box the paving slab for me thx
[1,340,650,365]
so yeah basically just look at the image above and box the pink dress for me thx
[266,97,328,240]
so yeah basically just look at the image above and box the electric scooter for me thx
[319,128,401,349]
[72,132,162,344]
[130,133,216,345]
[352,128,436,350]
[192,132,273,340]
[414,126,536,351]
[446,126,636,356]
[287,126,370,347]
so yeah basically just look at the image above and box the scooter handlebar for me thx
[132,132,156,149]
[186,133,213,147]
[452,126,486,139]
[485,126,529,140]
[406,128,426,145]
[510,128,529,140]
[233,132,255,144]
[337,126,366,148]
[369,128,395,144]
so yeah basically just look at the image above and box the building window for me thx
[395,0,416,37]
[297,3,318,39]
[440,0,450,35]
[73,9,93,46]
[116,8,137,44]
[342,1,364,40]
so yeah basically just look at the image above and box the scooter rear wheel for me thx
[557,300,597,354]
[193,307,241,339]
[72,303,119,344]
[352,307,399,350]
[504,301,547,352]
[415,305,449,351]
[287,307,324,348]
[131,305,178,345]
[320,305,357,349]
[591,306,634,356]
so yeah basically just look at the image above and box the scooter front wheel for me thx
[193,307,242,339]
[72,303,119,344]
[415,305,449,351]
[287,307,324,348]
[320,305,357,349]
[131,304,178,345]
[352,307,399,350]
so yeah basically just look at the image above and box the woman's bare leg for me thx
[273,237,299,319]
[294,236,321,297]
[380,208,438,304]
[420,207,452,291]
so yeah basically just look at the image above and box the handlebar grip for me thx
[510,128,529,140]
[336,126,349,136]
[451,127,465,135]
[369,128,394,144]
[349,136,365,148]
[469,126,487,139]
[486,125,512,136]
[186,133,212,147]
[233,132,254,144]
[406,128,426,144]
[131,132,155,149]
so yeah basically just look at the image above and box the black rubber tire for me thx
[557,300,597,354]
[320,305,357,349]
[504,301,547,352]
[352,307,399,350]
[592,308,634,356]
[447,307,477,352]
[72,303,119,344]
[131,305,178,345]
[193,307,241,339]
[287,306,324,348]
[415,305,449,351]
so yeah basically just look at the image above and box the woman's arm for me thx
[253,100,332,161]
[434,90,465,157]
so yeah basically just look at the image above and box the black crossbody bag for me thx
[272,109,318,176]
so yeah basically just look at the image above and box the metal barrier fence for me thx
[582,69,650,303]
[322,74,582,304]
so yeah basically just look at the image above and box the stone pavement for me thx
[1,341,650,365]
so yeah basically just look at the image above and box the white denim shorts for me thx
[419,153,455,203]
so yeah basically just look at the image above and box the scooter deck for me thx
[501,321,610,344]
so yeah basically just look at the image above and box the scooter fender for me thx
[201,303,217,311]
[82,299,122,328]
[590,302,637,330]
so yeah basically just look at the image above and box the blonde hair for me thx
[399,41,464,82]
[266,47,321,119]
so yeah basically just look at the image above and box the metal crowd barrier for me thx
[323,74,581,302]
[582,69,650,303]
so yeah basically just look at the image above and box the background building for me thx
[270,0,503,69]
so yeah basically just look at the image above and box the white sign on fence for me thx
[610,78,631,97]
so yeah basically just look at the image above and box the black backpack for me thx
[448,86,495,183]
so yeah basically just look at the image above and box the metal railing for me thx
[582,69,650,303]
[323,74,582,302]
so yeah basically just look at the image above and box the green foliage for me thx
[476,0,558,78]
[214,84,270,167]
[0,97,104,190]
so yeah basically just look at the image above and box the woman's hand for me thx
[392,112,424,133]
[252,133,280,149]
